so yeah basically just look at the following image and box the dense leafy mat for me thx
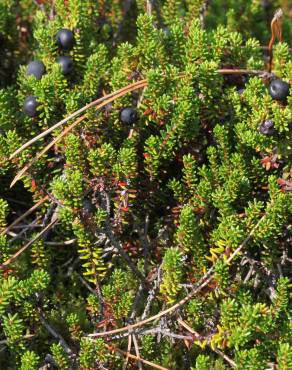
[0,1,291,369]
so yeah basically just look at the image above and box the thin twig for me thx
[9,217,42,243]
[10,68,283,163]
[133,213,150,277]
[77,272,104,313]
[10,81,147,187]
[11,68,289,188]
[130,283,145,320]
[1,196,48,236]
[122,334,132,370]
[38,309,74,358]
[140,327,193,341]
[241,256,277,279]
[132,334,143,369]
[268,9,284,72]
[103,326,193,341]
[106,343,169,370]
[151,0,164,28]
[88,269,211,338]
[217,68,273,78]
[6,223,43,230]
[113,0,134,45]
[0,218,58,271]
[146,1,152,16]
[259,45,292,52]
[103,191,148,288]
[4,197,30,206]
[44,238,76,246]
[243,265,255,283]
[178,319,236,368]
[141,264,163,320]
[77,273,100,296]
[10,115,86,188]
[10,79,147,160]
[199,0,211,28]
[0,334,35,345]
[87,214,266,338]
[213,348,236,368]
[106,222,147,287]
[143,214,150,276]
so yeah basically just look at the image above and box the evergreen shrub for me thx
[0,1,291,369]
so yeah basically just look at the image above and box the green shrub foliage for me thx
[0,0,291,368]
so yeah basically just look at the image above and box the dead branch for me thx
[86,214,266,338]
[122,334,132,370]
[9,79,147,160]
[1,196,48,236]
[106,343,169,370]
[0,218,58,271]
[103,191,148,288]
[268,9,284,72]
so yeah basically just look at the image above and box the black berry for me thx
[82,198,96,214]
[57,56,73,75]
[56,29,75,50]
[261,0,271,11]
[119,107,138,125]
[162,27,171,37]
[269,79,290,101]
[259,119,275,136]
[237,88,245,95]
[26,60,46,80]
[23,96,39,117]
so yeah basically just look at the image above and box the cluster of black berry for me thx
[258,79,290,136]
[236,77,290,137]
[23,29,75,117]
[23,28,139,124]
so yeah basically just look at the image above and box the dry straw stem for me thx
[0,195,48,236]
[0,334,35,346]
[87,214,266,338]
[10,115,86,188]
[122,334,132,370]
[10,68,286,188]
[9,79,147,160]
[132,333,143,370]
[106,343,169,370]
[10,80,147,187]
[10,70,280,160]
[11,67,282,189]
[0,218,58,271]
[268,9,284,72]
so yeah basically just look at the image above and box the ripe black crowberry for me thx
[56,29,75,50]
[26,60,46,80]
[269,79,290,101]
[259,119,275,136]
[237,88,245,95]
[82,198,96,214]
[162,27,171,37]
[57,56,73,75]
[119,107,138,125]
[23,96,39,117]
